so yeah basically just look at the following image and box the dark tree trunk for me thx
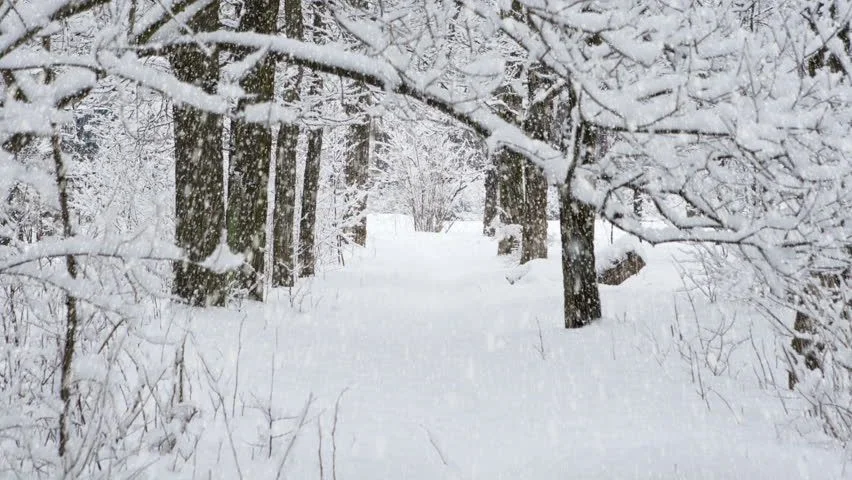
[272,122,299,287]
[271,0,304,287]
[297,2,325,276]
[494,78,524,256]
[299,128,322,276]
[496,149,525,255]
[169,0,227,307]
[483,164,498,236]
[522,165,548,262]
[559,184,601,328]
[343,117,370,246]
[228,0,277,300]
[559,120,601,328]
[520,65,552,263]
[341,0,370,247]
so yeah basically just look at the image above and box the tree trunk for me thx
[522,164,548,262]
[299,128,322,276]
[52,126,79,461]
[520,65,552,263]
[340,0,371,247]
[343,117,370,246]
[559,119,601,328]
[483,164,498,236]
[272,122,299,287]
[297,2,325,276]
[496,148,525,255]
[169,0,227,307]
[271,0,304,287]
[228,0,277,300]
[494,78,524,256]
[560,184,601,328]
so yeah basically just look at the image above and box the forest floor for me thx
[174,215,849,479]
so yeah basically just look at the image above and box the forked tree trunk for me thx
[228,0,277,300]
[169,0,227,307]
[271,0,304,287]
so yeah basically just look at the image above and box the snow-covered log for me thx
[597,248,645,286]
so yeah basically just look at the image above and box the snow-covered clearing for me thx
[172,215,848,479]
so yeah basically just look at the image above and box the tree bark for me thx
[342,110,370,246]
[299,128,322,276]
[494,78,524,255]
[560,120,601,328]
[228,0,277,300]
[560,184,601,328]
[169,0,227,307]
[520,65,551,263]
[271,0,304,287]
[297,2,325,276]
[483,164,498,236]
[272,121,299,287]
[341,0,371,247]
[496,148,525,255]
[52,129,78,461]
[522,164,548,261]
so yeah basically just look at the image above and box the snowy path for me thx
[196,215,846,479]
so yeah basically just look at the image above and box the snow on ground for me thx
[170,215,849,479]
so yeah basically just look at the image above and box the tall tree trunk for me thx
[342,103,370,246]
[560,184,601,328]
[494,77,524,255]
[169,0,227,307]
[496,149,525,255]
[522,164,548,261]
[341,0,371,247]
[297,2,325,276]
[560,120,601,328]
[228,0,277,300]
[271,0,304,287]
[299,127,322,276]
[520,65,552,262]
[272,122,299,287]
[483,164,498,236]
[46,37,79,457]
